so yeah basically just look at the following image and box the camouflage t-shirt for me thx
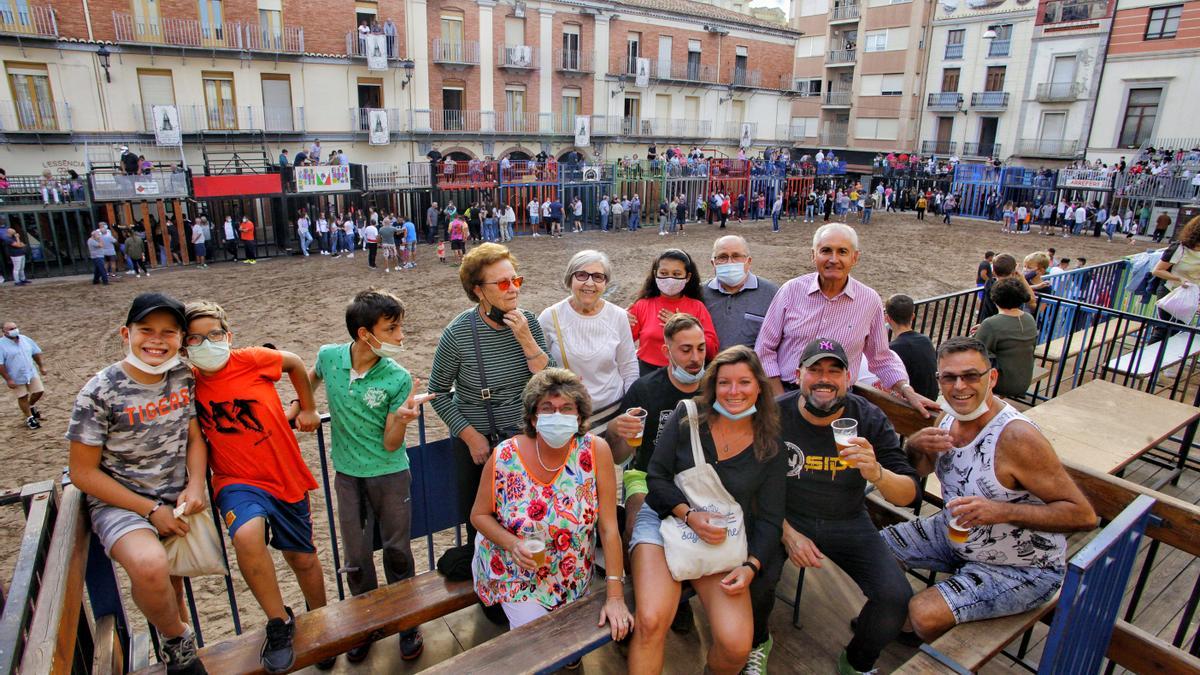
[66,362,196,507]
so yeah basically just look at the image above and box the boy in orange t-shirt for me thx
[184,300,331,673]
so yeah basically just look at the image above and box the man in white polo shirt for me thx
[0,321,47,429]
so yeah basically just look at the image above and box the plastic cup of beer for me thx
[523,539,548,567]
[626,408,648,448]
[709,514,730,531]
[947,516,970,544]
[831,418,859,467]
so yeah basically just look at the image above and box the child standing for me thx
[449,215,467,264]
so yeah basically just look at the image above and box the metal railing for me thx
[555,48,593,73]
[495,111,542,133]
[365,162,432,190]
[777,124,812,141]
[827,49,856,64]
[497,44,537,69]
[820,127,849,147]
[927,92,964,110]
[646,118,712,138]
[788,78,821,96]
[732,68,762,88]
[0,100,71,132]
[89,169,189,201]
[823,90,852,106]
[944,42,964,59]
[988,39,1011,57]
[154,104,305,132]
[0,173,89,205]
[243,26,304,52]
[345,30,401,59]
[971,91,1009,108]
[1115,170,1200,201]
[1042,0,1108,24]
[348,107,405,134]
[0,4,56,37]
[431,38,480,65]
[112,13,303,52]
[921,140,956,154]
[723,121,758,139]
[962,142,1001,157]
[1036,81,1084,102]
[831,3,860,20]
[1016,138,1080,158]
[424,109,485,133]
[656,60,719,84]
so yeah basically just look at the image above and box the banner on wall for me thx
[635,57,650,88]
[574,116,590,147]
[739,123,753,148]
[295,165,352,193]
[365,34,388,71]
[368,109,390,145]
[152,105,182,147]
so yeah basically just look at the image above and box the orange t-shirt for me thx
[239,221,255,241]
[192,347,318,503]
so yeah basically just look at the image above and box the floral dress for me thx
[473,433,599,609]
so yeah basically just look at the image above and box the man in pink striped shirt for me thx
[755,223,938,415]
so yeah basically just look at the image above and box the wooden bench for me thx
[1038,322,1135,364]
[1106,331,1200,379]
[1030,364,1050,385]
[0,480,58,674]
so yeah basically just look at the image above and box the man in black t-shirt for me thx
[976,251,994,287]
[884,294,938,400]
[752,338,919,675]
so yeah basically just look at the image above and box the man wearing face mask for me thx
[310,289,432,663]
[764,338,919,675]
[0,321,47,429]
[885,337,1096,645]
[183,301,334,673]
[701,235,779,350]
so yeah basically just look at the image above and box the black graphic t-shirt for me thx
[619,367,694,471]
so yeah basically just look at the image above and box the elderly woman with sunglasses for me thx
[538,250,639,433]
[429,243,554,542]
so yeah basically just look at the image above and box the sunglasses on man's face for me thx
[479,276,524,292]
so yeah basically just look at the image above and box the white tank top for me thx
[936,403,1066,569]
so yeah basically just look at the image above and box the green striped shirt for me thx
[428,307,553,438]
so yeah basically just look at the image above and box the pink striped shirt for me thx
[754,273,909,388]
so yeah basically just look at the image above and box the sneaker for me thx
[260,607,296,673]
[126,270,136,275]
[742,635,772,675]
[30,405,41,420]
[26,415,40,429]
[837,649,878,675]
[162,627,207,674]
[249,260,257,265]
[399,629,424,661]
[670,600,693,634]
[346,639,373,664]
[315,655,337,670]
[385,268,391,273]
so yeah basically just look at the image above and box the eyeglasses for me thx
[713,253,748,264]
[572,271,608,284]
[185,328,228,347]
[479,276,524,292]
[935,369,992,386]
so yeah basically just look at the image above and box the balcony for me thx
[777,124,811,142]
[1042,0,1108,24]
[823,91,852,107]
[90,169,189,201]
[431,39,480,66]
[819,126,849,147]
[365,162,433,190]
[971,91,1009,109]
[348,108,405,134]
[345,31,401,59]
[830,3,860,22]
[497,44,537,69]
[555,49,593,73]
[827,49,856,65]
[655,60,719,84]
[0,100,71,133]
[143,104,305,133]
[962,142,1002,157]
[112,13,304,52]
[495,111,543,134]
[921,140,957,154]
[646,118,712,138]
[418,109,485,133]
[1015,138,1080,158]
[0,5,57,37]
[723,121,758,139]
[944,43,964,59]
[1036,81,1085,102]
[988,39,1011,57]
[786,77,821,96]
[927,92,964,111]
[732,68,763,88]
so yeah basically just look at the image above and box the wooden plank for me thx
[1030,365,1051,385]
[172,200,189,265]
[21,485,90,675]
[1040,324,1136,364]
[155,201,170,267]
[1063,462,1200,556]
[0,482,58,675]
[92,615,122,675]
[1107,332,1200,379]
[893,597,1058,674]
[138,203,156,269]
[132,572,477,675]
[1108,619,1200,674]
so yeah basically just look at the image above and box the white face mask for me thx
[187,338,231,371]
[366,332,405,360]
[124,345,181,376]
[937,395,991,422]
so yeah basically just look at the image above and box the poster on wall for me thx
[574,116,590,147]
[152,105,182,147]
[635,57,651,88]
[365,34,388,71]
[368,109,390,145]
[295,164,352,193]
[739,123,753,148]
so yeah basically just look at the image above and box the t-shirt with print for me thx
[192,347,318,503]
[618,367,694,471]
[778,390,916,522]
[315,343,413,477]
[66,362,196,509]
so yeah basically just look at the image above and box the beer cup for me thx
[831,418,859,467]
[947,516,970,544]
[522,539,548,567]
[626,408,648,448]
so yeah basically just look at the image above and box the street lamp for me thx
[982,28,997,39]
[398,59,415,89]
[97,44,112,83]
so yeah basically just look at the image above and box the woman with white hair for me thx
[538,249,639,432]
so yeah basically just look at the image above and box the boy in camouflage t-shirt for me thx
[67,293,210,675]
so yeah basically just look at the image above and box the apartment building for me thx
[1087,0,1200,162]
[0,0,798,174]
[919,0,1038,163]
[788,0,934,167]
[1009,0,1114,165]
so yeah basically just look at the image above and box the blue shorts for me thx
[628,502,665,552]
[193,242,206,257]
[217,484,315,553]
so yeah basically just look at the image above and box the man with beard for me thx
[884,336,1095,643]
[745,337,919,675]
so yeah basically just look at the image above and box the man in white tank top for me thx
[883,336,1097,643]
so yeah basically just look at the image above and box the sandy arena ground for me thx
[0,210,1154,645]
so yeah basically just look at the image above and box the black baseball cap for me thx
[125,293,186,329]
[799,338,849,369]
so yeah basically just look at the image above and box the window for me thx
[261,74,293,131]
[257,0,281,49]
[561,87,580,131]
[790,117,818,137]
[137,68,174,130]
[687,39,702,79]
[985,65,1006,91]
[796,77,822,96]
[7,62,56,130]
[442,86,464,130]
[197,0,224,42]
[1145,4,1182,39]
[865,28,907,51]
[945,28,964,58]
[1119,87,1161,147]
[734,45,748,84]
[941,67,960,91]
[865,30,887,51]
[505,16,524,45]
[504,86,526,131]
[855,117,899,140]
[441,11,464,45]
[131,0,161,40]
[798,0,829,16]
[626,33,640,74]
[796,36,826,58]
[880,73,904,95]
[986,23,1012,56]
[202,71,236,130]
[562,24,580,69]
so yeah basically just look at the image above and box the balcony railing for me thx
[1042,0,1108,24]
[723,121,758,139]
[0,5,57,37]
[823,91,852,106]
[656,60,719,84]
[1016,138,1080,158]
[971,91,1009,109]
[555,49,593,73]
[495,111,542,134]
[777,124,812,141]
[497,44,537,69]
[112,13,303,52]
[422,109,485,133]
[1036,81,1085,102]
[988,39,1011,57]
[0,100,71,132]
[148,104,305,133]
[819,127,849,147]
[962,142,1002,157]
[365,162,432,190]
[732,68,762,88]
[348,107,405,134]
[921,140,957,154]
[944,42,964,59]
[90,169,189,201]
[345,31,401,59]
[827,49,856,64]
[787,78,821,96]
[830,3,860,21]
[927,92,964,110]
[431,39,480,65]
[646,118,712,138]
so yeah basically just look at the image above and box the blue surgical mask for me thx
[670,356,704,385]
[536,412,579,448]
[713,401,757,420]
[714,263,747,288]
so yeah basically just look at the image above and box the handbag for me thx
[1156,283,1200,323]
[658,399,747,581]
[163,503,227,577]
